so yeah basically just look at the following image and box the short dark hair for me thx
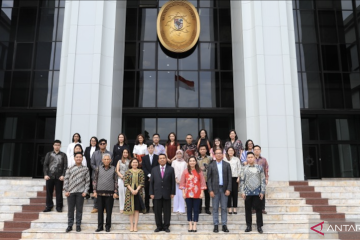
[214,148,223,153]
[147,143,154,148]
[153,133,160,138]
[158,153,166,158]
[74,152,83,157]
[247,151,255,156]
[253,145,261,150]
[186,134,193,137]
[72,133,82,143]
[98,138,107,144]
[199,145,207,150]
[53,140,61,144]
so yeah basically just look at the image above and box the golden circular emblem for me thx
[157,0,200,53]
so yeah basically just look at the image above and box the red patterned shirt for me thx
[179,169,207,198]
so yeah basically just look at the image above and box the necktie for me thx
[161,166,164,178]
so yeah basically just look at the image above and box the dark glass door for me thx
[303,145,321,179]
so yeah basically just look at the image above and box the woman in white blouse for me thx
[67,144,87,168]
[223,146,242,214]
[66,133,84,160]
[132,134,147,168]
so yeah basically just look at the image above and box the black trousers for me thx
[199,182,210,211]
[67,193,84,227]
[261,195,266,210]
[153,198,171,230]
[227,177,238,207]
[46,178,63,209]
[245,195,263,227]
[145,178,150,211]
[97,196,114,229]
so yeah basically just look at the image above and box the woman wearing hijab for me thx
[171,150,187,214]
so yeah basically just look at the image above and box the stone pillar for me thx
[55,0,126,151]
[231,1,304,180]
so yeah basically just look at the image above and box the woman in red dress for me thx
[179,156,207,232]
[165,132,180,165]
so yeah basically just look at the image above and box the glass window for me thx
[298,11,317,43]
[53,42,61,70]
[178,46,198,70]
[56,8,64,41]
[324,73,344,108]
[142,118,156,141]
[199,8,218,41]
[0,71,11,107]
[139,42,156,69]
[125,8,138,41]
[343,73,360,109]
[219,43,232,70]
[0,114,36,139]
[157,71,175,107]
[177,71,198,107]
[177,118,198,140]
[340,44,359,71]
[124,43,137,69]
[32,71,51,107]
[318,11,338,43]
[301,118,318,140]
[337,11,356,44]
[157,118,176,140]
[36,116,55,139]
[35,42,53,70]
[221,72,234,107]
[200,43,217,69]
[10,71,31,107]
[123,71,136,107]
[302,72,323,108]
[51,71,59,107]
[319,115,360,141]
[158,43,177,70]
[37,8,57,41]
[218,9,231,41]
[16,7,37,41]
[0,8,18,42]
[293,10,299,42]
[136,71,156,107]
[200,71,217,107]
[298,0,314,9]
[138,8,157,41]
[14,43,33,69]
[321,45,340,71]
[199,0,216,8]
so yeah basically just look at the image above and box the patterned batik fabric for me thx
[63,165,90,193]
[123,169,146,215]
[240,164,266,196]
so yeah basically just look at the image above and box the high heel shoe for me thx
[192,229,197,232]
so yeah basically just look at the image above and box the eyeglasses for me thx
[99,143,106,145]
[215,152,223,155]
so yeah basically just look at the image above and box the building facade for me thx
[0,0,359,180]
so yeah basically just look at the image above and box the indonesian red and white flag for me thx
[175,75,195,91]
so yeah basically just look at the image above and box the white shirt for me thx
[67,155,87,168]
[133,144,147,155]
[66,142,84,159]
[90,146,96,158]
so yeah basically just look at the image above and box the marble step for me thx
[0,191,38,198]
[314,186,360,192]
[0,199,30,205]
[29,220,313,231]
[38,212,321,221]
[20,229,340,239]
[0,186,44,191]
[321,192,360,198]
[308,180,360,187]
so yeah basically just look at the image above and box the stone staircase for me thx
[0,178,359,239]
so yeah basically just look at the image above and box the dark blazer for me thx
[112,144,130,167]
[142,154,159,180]
[207,160,232,194]
[84,146,99,170]
[149,165,175,199]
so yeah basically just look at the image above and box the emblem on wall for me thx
[157,0,200,53]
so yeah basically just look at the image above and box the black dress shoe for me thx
[95,227,104,232]
[43,208,52,212]
[65,226,72,233]
[233,212,237,214]
[106,227,110,232]
[56,208,62,212]
[213,225,219,233]
[154,228,161,232]
[193,229,197,232]
[188,229,192,232]
[228,212,232,214]
[164,228,170,232]
[245,226,252,232]
[222,225,229,232]
[76,226,81,232]
[205,210,211,215]
[85,194,90,199]
[257,227,263,234]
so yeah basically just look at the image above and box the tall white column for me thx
[55,0,126,151]
[231,1,304,180]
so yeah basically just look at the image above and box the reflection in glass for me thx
[299,44,320,71]
[0,8,17,42]
[324,73,343,108]
[35,42,53,70]
[157,71,175,107]
[125,8,137,41]
[199,0,216,7]
[158,44,177,70]
[0,71,11,107]
[218,9,231,41]
[10,71,31,107]
[200,43,217,69]
[199,8,217,41]
[343,73,360,109]
[337,11,355,43]
[219,43,232,70]
[301,118,318,140]
[179,47,198,70]
[138,9,157,41]
[17,8,37,41]
[220,72,234,107]
[200,71,217,107]
[340,44,359,71]
[158,118,176,139]
[298,11,317,43]
[302,72,323,108]
[142,118,156,141]
[53,42,61,70]
[51,71,59,107]
[318,11,337,43]
[177,71,198,107]
[177,118,198,140]
[319,115,360,141]
[14,43,33,69]
[37,8,57,41]
[124,43,136,69]
[137,71,156,107]
[32,71,51,107]
[123,71,136,107]
[56,8,64,41]
[139,43,156,69]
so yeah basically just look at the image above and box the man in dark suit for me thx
[142,144,159,213]
[149,154,175,233]
[207,148,232,233]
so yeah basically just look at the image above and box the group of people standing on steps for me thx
[42,129,269,234]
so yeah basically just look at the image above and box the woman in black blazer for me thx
[84,136,99,199]
[113,133,130,168]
